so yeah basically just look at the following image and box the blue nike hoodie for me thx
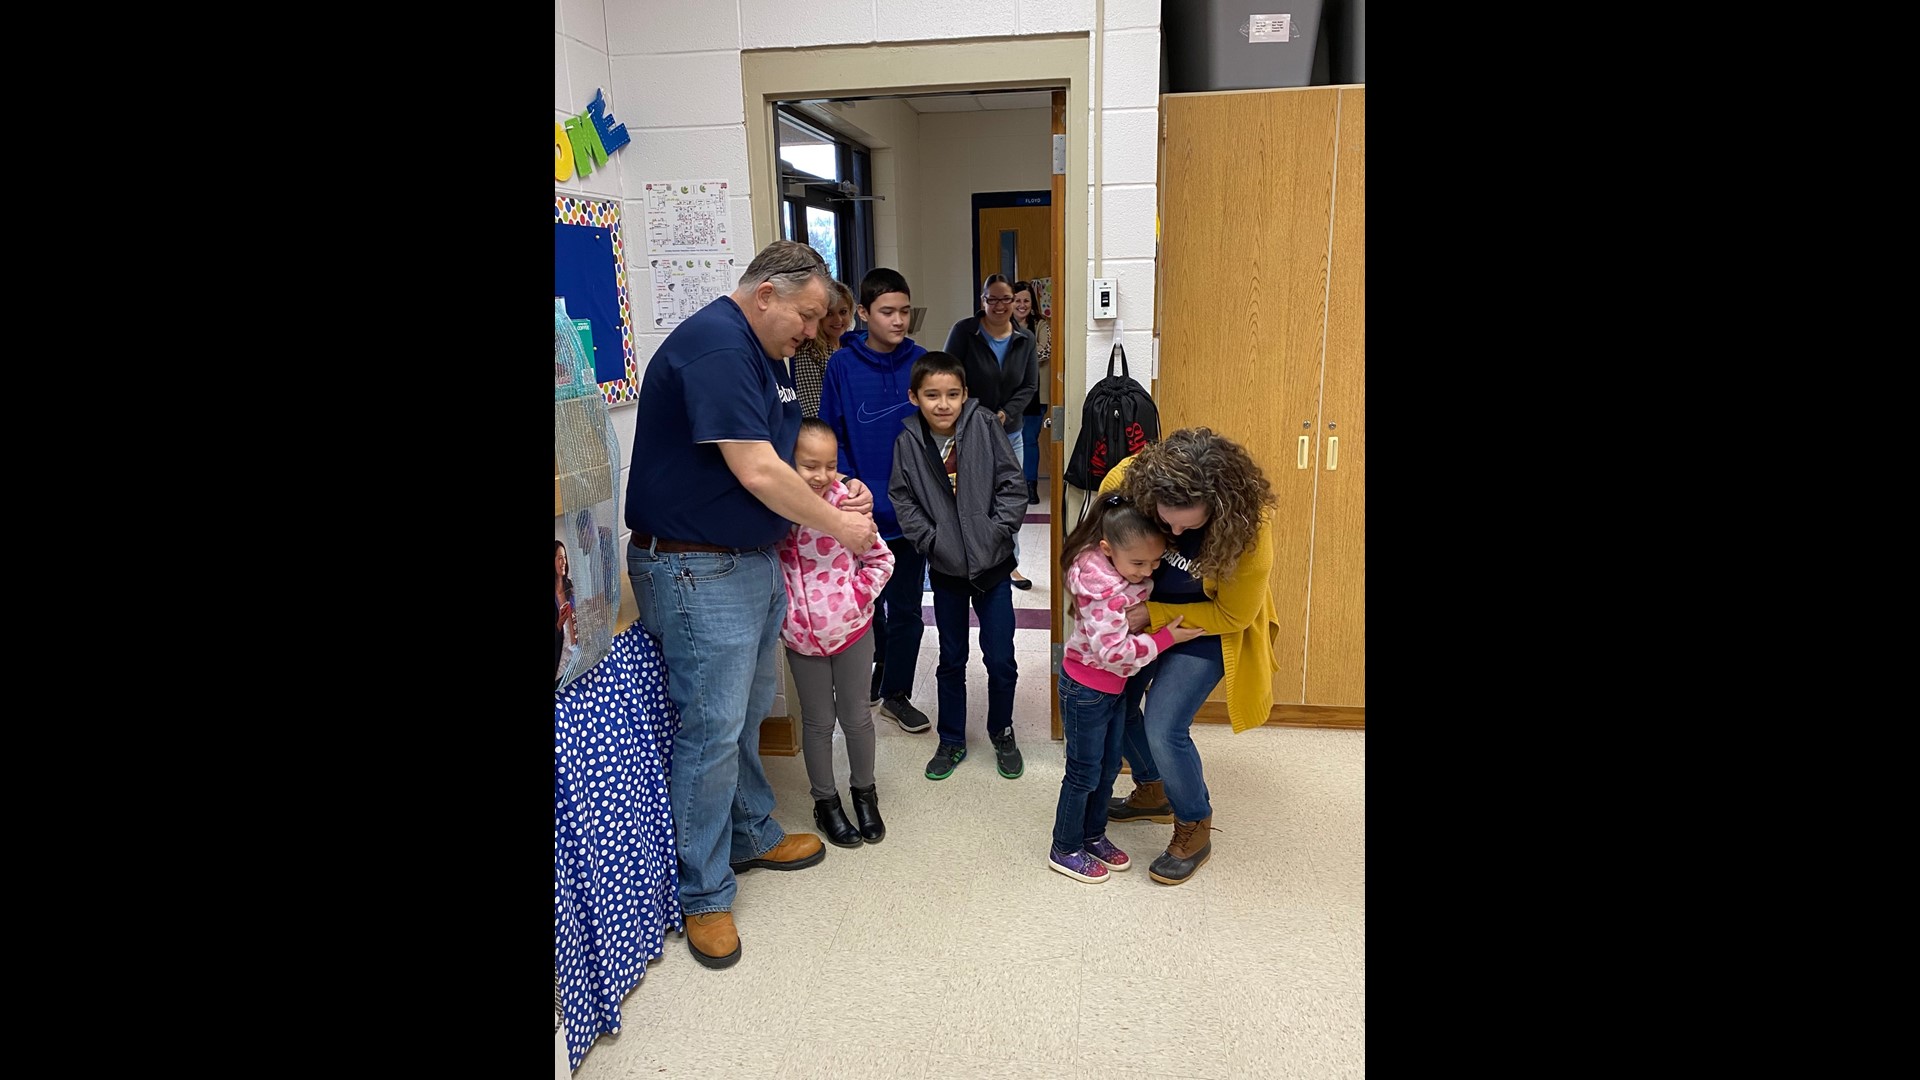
[817,329,927,539]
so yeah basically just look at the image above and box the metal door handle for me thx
[1326,436,1339,471]
[1297,435,1310,469]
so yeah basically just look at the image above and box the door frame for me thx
[743,38,1091,744]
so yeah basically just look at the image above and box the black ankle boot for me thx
[814,794,862,848]
[848,784,886,843]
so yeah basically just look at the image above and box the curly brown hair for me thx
[1118,427,1276,581]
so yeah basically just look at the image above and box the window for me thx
[775,107,875,293]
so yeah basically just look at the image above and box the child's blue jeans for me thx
[931,578,1016,746]
[1052,669,1127,853]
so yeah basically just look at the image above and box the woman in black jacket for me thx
[944,274,1039,587]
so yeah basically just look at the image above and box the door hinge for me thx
[1050,405,1066,441]
[1051,642,1064,675]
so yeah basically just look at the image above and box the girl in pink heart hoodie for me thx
[780,419,897,847]
[1050,495,1204,883]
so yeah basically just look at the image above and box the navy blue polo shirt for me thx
[624,296,801,550]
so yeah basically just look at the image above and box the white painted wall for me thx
[915,108,1054,347]
[556,0,1164,546]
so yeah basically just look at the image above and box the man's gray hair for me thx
[737,239,830,297]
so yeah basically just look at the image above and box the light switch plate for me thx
[1092,278,1117,319]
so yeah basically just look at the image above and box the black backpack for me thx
[1064,343,1160,508]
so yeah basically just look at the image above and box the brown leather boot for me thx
[1147,815,1213,885]
[685,911,741,968]
[1107,779,1175,824]
[729,832,826,874]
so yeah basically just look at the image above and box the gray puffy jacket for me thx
[888,399,1028,586]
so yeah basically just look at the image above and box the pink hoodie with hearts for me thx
[778,480,897,657]
[1061,547,1177,693]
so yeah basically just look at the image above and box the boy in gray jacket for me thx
[888,351,1030,782]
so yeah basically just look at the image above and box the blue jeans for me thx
[1021,413,1043,488]
[1053,670,1127,853]
[867,537,926,700]
[1120,634,1223,822]
[627,542,788,915]
[931,578,1017,746]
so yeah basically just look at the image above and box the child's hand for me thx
[1165,614,1206,644]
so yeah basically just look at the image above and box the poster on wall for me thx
[1030,277,1054,320]
[648,257,738,329]
[643,180,732,255]
[554,195,640,405]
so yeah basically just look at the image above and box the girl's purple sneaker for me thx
[1048,847,1110,884]
[1086,835,1131,871]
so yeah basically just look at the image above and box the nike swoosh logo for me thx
[857,402,916,424]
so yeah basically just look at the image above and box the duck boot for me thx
[1107,779,1175,824]
[849,783,886,843]
[1148,815,1213,886]
[813,793,863,849]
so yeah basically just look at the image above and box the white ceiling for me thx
[900,91,1054,112]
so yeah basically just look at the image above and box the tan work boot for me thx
[685,911,741,968]
[1108,779,1175,824]
[1148,815,1213,885]
[729,832,826,874]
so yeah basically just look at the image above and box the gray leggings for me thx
[786,628,877,801]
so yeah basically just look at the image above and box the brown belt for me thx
[631,531,758,555]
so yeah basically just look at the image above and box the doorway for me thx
[971,190,1052,298]
[743,38,1089,743]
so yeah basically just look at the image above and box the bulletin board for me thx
[554,195,639,405]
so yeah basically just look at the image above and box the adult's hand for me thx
[842,477,874,516]
[833,509,878,555]
[1125,602,1149,634]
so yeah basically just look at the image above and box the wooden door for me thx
[975,205,1052,289]
[1305,88,1364,707]
[1157,87,1341,710]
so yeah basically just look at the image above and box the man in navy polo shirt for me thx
[625,239,879,970]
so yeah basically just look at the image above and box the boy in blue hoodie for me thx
[817,268,933,735]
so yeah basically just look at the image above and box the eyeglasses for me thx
[982,296,1014,306]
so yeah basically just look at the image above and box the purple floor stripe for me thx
[923,606,1052,629]
[1022,512,1049,524]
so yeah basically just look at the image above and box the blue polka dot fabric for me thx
[554,623,682,1070]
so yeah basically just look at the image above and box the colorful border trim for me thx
[554,194,639,405]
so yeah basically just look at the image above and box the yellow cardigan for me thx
[1100,457,1281,733]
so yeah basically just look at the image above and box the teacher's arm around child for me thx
[1051,494,1204,883]
[779,419,898,848]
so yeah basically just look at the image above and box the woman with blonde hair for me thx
[1098,427,1282,885]
[791,278,854,419]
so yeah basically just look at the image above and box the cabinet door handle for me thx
[1297,435,1310,469]
[1326,436,1339,471]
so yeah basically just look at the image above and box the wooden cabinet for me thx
[1155,86,1364,717]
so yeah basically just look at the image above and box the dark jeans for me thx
[1021,413,1044,487]
[868,537,926,700]
[931,577,1017,746]
[1053,670,1127,853]
[1120,634,1224,822]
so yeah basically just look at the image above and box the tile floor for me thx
[572,480,1366,1079]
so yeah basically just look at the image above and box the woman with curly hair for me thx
[1095,427,1282,885]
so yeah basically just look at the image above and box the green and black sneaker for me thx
[990,730,1024,779]
[925,743,967,780]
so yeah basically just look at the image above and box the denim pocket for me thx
[680,552,739,582]
[1058,673,1104,708]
